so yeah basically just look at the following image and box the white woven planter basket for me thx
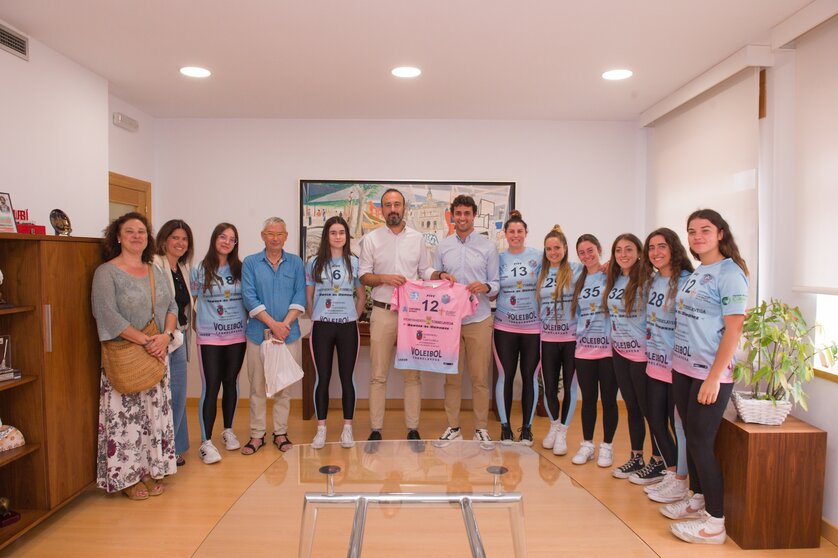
[732,391,793,426]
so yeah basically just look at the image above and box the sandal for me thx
[176,455,186,467]
[273,433,293,452]
[141,476,164,496]
[241,435,266,456]
[122,482,149,501]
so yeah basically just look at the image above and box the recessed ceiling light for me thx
[180,66,211,78]
[602,69,633,81]
[391,66,421,78]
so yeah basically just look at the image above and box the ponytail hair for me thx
[536,225,572,319]
[571,234,602,316]
[504,209,527,231]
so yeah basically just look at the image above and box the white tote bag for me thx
[262,340,304,396]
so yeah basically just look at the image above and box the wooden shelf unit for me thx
[0,234,101,550]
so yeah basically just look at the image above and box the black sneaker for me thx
[612,453,645,479]
[407,429,425,454]
[500,424,514,445]
[629,457,667,486]
[364,430,382,454]
[518,426,533,447]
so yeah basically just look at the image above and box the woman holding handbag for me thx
[92,212,179,500]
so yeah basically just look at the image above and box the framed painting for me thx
[299,180,516,263]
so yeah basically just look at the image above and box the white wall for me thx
[153,118,642,400]
[108,95,157,184]
[0,25,108,237]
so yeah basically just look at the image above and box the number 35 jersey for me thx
[574,271,612,360]
[390,280,477,374]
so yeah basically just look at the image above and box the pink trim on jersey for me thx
[673,364,734,383]
[574,345,612,360]
[195,333,246,346]
[645,362,672,383]
[613,346,647,363]
[493,321,541,334]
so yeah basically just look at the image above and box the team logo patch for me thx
[678,299,685,311]
[529,259,538,270]
[650,312,657,323]
[325,298,332,309]
[416,330,423,340]
[516,281,523,289]
[612,305,619,314]
[510,295,517,306]
[585,319,591,328]
[646,327,652,340]
[441,294,450,304]
[223,290,232,300]
[700,273,713,285]
[546,307,552,317]
[409,291,420,301]
[589,303,596,313]
[402,305,408,313]
[425,316,433,325]
[216,304,224,316]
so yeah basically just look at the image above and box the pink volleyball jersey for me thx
[390,280,478,374]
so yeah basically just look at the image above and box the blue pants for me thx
[169,343,189,455]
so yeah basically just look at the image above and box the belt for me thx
[373,300,392,311]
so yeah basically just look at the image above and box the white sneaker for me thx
[542,421,562,449]
[200,440,222,464]
[340,425,355,448]
[660,493,705,519]
[571,441,595,465]
[552,425,568,456]
[597,442,613,467]
[473,429,494,451]
[312,425,327,449]
[221,428,241,451]
[645,470,675,494]
[432,427,463,448]
[650,476,689,504]
[670,511,726,545]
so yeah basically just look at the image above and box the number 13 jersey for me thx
[390,280,477,374]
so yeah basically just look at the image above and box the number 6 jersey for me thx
[390,280,477,374]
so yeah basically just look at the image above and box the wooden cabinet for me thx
[0,234,100,550]
[716,407,827,549]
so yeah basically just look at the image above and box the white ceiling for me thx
[0,0,812,120]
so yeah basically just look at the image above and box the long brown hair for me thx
[312,216,353,284]
[536,225,572,318]
[199,223,242,293]
[603,233,645,315]
[101,212,155,263]
[571,234,602,316]
[642,228,694,308]
[687,209,749,276]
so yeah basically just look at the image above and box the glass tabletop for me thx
[194,440,657,557]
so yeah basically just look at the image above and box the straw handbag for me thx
[100,266,166,394]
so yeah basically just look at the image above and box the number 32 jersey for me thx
[390,280,477,374]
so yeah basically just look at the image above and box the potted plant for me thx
[732,299,838,425]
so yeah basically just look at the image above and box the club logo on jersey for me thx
[325,298,332,309]
[585,319,591,328]
[700,273,713,285]
[612,322,617,331]
[416,330,423,340]
[510,295,517,306]
[402,305,408,313]
[516,281,523,289]
[646,327,652,340]
[589,303,596,313]
[612,305,619,314]
[224,290,231,300]
[409,291,420,301]
[650,312,657,323]
[425,316,433,325]
[550,292,557,301]
[216,304,224,316]
[545,307,552,317]
[441,294,450,304]
[678,299,685,311]
[529,259,538,270]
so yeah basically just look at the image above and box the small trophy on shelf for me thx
[0,336,20,382]
[0,268,9,308]
[0,496,20,528]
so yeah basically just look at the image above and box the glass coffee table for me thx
[194,440,657,557]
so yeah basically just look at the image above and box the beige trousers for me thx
[368,306,422,430]
[246,339,300,439]
[444,316,493,430]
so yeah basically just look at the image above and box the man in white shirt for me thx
[359,189,434,449]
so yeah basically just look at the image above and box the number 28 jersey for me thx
[390,280,477,374]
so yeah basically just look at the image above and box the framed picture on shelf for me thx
[0,193,17,233]
[299,180,516,263]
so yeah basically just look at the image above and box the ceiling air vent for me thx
[0,22,28,61]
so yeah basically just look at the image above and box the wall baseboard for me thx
[823,518,838,546]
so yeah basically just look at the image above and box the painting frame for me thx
[299,180,516,263]
[0,192,18,234]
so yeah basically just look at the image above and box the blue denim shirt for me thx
[433,230,500,324]
[242,249,306,345]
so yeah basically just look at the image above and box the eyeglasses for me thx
[263,232,288,239]
[219,234,237,244]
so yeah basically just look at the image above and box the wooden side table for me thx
[716,406,826,549]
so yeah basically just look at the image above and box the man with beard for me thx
[359,188,434,450]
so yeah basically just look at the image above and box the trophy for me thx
[0,268,7,308]
[49,209,72,236]
[0,496,20,527]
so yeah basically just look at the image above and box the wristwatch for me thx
[164,330,174,340]
[483,283,491,293]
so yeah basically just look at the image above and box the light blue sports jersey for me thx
[539,262,581,342]
[673,259,748,382]
[607,274,647,362]
[494,247,542,333]
[575,270,611,359]
[645,271,690,382]
[305,256,361,323]
[189,263,247,345]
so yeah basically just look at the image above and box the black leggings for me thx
[198,342,247,441]
[646,376,677,466]
[540,341,576,423]
[672,371,734,519]
[492,329,541,427]
[310,321,359,421]
[575,357,618,443]
[612,352,658,454]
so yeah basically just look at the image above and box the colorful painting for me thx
[299,180,516,262]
